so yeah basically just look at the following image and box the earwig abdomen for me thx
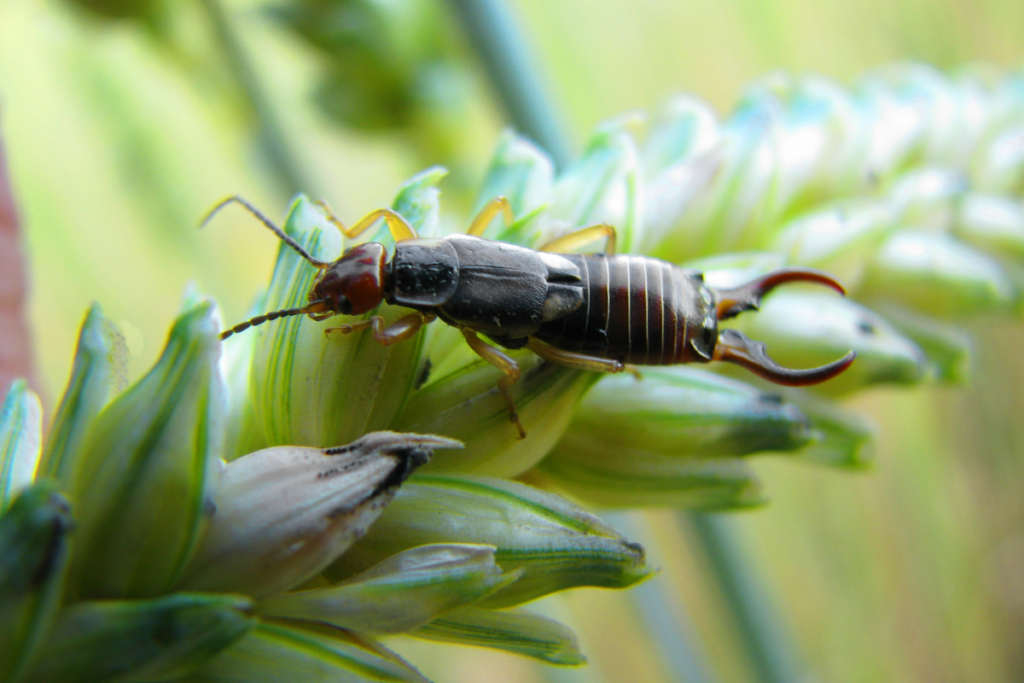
[532,254,718,365]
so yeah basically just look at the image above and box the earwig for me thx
[206,196,855,438]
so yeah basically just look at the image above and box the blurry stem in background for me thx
[0,123,35,402]
[450,1,808,681]
[447,0,574,169]
[197,0,313,197]
[604,512,715,683]
[687,513,804,683]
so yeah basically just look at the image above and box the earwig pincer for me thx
[206,196,856,438]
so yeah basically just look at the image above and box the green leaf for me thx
[552,367,812,460]
[641,95,722,254]
[856,231,1016,318]
[769,201,895,287]
[38,305,128,486]
[22,593,255,683]
[412,605,585,666]
[260,544,517,634]
[0,483,72,683]
[185,620,429,683]
[179,432,459,598]
[329,475,651,608]
[396,352,599,477]
[954,192,1024,261]
[0,380,42,512]
[785,391,875,469]
[535,453,765,509]
[68,299,224,599]
[874,304,973,383]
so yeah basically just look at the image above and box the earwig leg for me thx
[526,339,626,374]
[203,196,330,269]
[624,364,643,380]
[467,196,514,236]
[350,208,419,242]
[712,267,846,320]
[325,313,432,346]
[462,329,526,439]
[713,329,856,386]
[539,224,617,255]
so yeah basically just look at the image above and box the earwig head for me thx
[310,242,388,315]
[708,267,856,386]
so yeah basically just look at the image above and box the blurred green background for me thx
[1,0,1022,681]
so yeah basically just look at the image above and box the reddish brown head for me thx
[311,243,388,315]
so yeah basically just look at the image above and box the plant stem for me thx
[447,0,574,169]
[686,512,805,683]
[198,0,312,197]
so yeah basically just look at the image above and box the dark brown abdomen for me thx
[532,254,713,365]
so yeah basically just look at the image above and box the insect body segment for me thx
[210,196,855,437]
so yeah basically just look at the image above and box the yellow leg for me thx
[467,196,514,237]
[315,199,419,242]
[461,328,526,439]
[325,313,432,345]
[539,223,617,255]
[526,339,627,373]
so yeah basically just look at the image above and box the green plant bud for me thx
[643,95,721,179]
[972,124,1024,194]
[548,120,643,253]
[854,72,932,182]
[875,64,962,163]
[782,391,875,468]
[411,605,585,666]
[736,73,843,223]
[0,484,73,683]
[944,70,997,168]
[553,367,811,460]
[536,452,764,510]
[873,304,973,382]
[22,593,255,683]
[180,433,460,598]
[666,102,782,260]
[68,299,224,600]
[260,544,517,634]
[787,76,871,196]
[474,132,554,238]
[0,380,42,511]
[856,231,1016,317]
[641,96,722,254]
[730,290,925,395]
[954,193,1024,260]
[889,168,967,228]
[395,352,599,476]
[329,475,651,608]
[251,193,428,450]
[770,201,895,287]
[39,305,128,486]
[186,620,428,683]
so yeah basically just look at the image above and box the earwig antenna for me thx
[712,267,846,321]
[713,329,857,386]
[201,196,331,269]
[220,299,331,340]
